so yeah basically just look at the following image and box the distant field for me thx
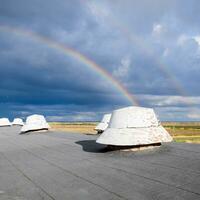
[163,122,200,143]
[49,122,97,134]
[49,122,200,143]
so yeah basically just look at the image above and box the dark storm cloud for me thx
[0,0,85,31]
[0,0,200,120]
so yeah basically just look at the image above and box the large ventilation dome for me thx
[96,106,172,146]
[95,113,112,133]
[21,114,50,133]
[0,118,11,127]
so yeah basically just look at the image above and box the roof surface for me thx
[0,126,199,200]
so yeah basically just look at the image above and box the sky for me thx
[0,0,200,121]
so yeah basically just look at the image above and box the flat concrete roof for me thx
[0,126,199,200]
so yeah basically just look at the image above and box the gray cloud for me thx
[0,0,200,120]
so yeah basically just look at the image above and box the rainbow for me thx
[89,4,186,96]
[0,25,139,106]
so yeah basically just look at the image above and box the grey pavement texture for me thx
[0,126,200,200]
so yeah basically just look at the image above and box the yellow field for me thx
[49,122,200,143]
[163,122,200,143]
[49,122,97,134]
